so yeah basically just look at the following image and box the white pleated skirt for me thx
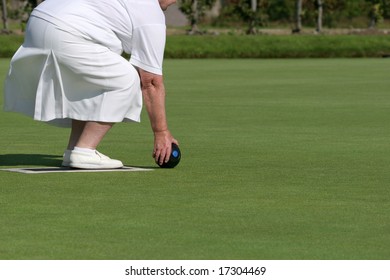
[4,16,142,127]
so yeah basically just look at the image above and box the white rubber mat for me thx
[1,166,153,174]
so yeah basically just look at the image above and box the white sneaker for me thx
[62,149,72,167]
[69,150,123,169]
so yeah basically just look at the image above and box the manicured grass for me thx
[1,58,390,259]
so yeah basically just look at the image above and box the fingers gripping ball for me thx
[158,143,181,168]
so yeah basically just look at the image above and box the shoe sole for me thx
[69,163,124,169]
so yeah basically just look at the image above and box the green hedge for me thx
[1,33,390,58]
[165,34,390,58]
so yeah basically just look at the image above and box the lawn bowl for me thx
[158,143,181,168]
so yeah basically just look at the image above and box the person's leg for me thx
[67,120,114,150]
[67,120,87,150]
[62,120,86,166]
[63,120,123,169]
[74,121,114,149]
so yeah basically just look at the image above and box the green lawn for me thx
[0,58,389,260]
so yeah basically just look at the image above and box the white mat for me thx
[1,166,153,174]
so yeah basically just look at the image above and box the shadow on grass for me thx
[0,154,162,169]
[0,154,62,167]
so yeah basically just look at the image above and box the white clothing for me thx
[4,0,166,127]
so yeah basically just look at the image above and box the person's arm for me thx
[138,68,178,165]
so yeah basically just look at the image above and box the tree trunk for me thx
[247,0,257,34]
[1,0,9,31]
[369,4,381,29]
[293,0,302,33]
[316,0,323,33]
[251,0,256,12]
[189,0,200,34]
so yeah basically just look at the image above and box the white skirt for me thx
[4,16,142,127]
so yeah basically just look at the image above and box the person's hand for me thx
[153,130,179,165]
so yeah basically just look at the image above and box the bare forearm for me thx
[142,83,168,133]
[138,68,178,164]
